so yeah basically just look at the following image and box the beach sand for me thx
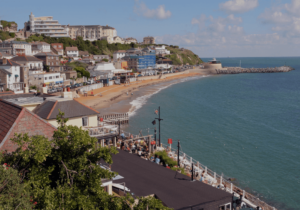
[77,68,214,114]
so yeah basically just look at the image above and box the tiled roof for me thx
[0,59,20,66]
[0,52,12,57]
[33,99,99,120]
[30,42,50,45]
[114,50,126,53]
[0,68,11,75]
[35,52,59,57]
[79,51,89,56]
[10,56,43,62]
[65,47,78,51]
[0,100,23,144]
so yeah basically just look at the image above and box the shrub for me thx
[9,32,15,38]
[30,85,37,90]
[154,150,177,167]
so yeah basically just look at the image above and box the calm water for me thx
[126,57,300,210]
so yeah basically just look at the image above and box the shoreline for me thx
[77,68,215,114]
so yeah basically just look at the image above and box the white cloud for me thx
[219,0,258,14]
[259,1,300,37]
[134,0,171,20]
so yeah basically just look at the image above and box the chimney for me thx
[3,58,7,65]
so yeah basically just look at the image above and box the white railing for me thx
[160,143,276,210]
[79,83,103,93]
[84,125,118,137]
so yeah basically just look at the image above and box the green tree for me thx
[0,162,34,209]
[9,32,15,38]
[102,58,109,62]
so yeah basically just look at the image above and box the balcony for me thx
[84,125,119,138]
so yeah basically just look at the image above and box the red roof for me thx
[0,100,23,144]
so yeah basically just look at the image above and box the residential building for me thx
[33,98,99,128]
[93,55,110,61]
[143,36,155,44]
[65,47,79,57]
[62,25,117,42]
[0,52,14,59]
[24,12,69,38]
[113,50,126,61]
[0,58,25,92]
[113,60,128,70]
[0,99,56,153]
[30,42,51,55]
[30,72,63,87]
[65,71,77,80]
[0,41,32,56]
[79,58,95,65]
[109,150,233,210]
[51,43,64,56]
[123,47,156,71]
[10,55,44,74]
[157,58,173,65]
[93,62,131,78]
[79,51,89,58]
[155,45,170,55]
[34,52,61,72]
[124,37,137,44]
[112,36,124,44]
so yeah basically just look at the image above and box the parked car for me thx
[86,81,92,85]
[56,87,63,92]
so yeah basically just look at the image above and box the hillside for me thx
[24,34,203,65]
[165,46,203,65]
[0,20,18,41]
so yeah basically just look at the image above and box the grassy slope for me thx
[165,47,203,65]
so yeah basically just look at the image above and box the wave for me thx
[128,75,207,117]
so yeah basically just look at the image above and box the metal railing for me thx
[160,143,276,210]
[84,125,118,137]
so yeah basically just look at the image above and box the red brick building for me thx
[0,99,57,153]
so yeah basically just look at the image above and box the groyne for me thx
[216,66,294,74]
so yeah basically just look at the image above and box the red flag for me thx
[154,110,158,115]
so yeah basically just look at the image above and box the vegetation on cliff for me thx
[165,46,203,65]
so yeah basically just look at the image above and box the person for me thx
[155,156,160,164]
[200,171,205,182]
[150,156,154,162]
[166,164,170,169]
[138,149,142,157]
[121,132,125,140]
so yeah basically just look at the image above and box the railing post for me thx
[220,176,223,186]
[205,166,207,174]
[214,172,216,181]
[242,190,245,199]
[190,157,192,164]
[230,183,233,193]
[113,137,117,147]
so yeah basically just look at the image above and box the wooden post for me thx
[113,137,117,147]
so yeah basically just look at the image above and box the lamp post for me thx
[155,106,163,147]
[177,140,180,167]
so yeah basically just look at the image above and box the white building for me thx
[0,41,32,56]
[32,72,63,86]
[65,47,79,57]
[10,56,43,72]
[93,62,131,78]
[113,50,126,61]
[51,43,64,56]
[24,12,69,38]
[155,45,170,55]
[0,58,23,92]
[30,42,51,55]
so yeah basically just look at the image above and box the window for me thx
[56,76,59,78]
[45,77,47,80]
[82,117,88,126]
[49,76,52,79]
[56,62,58,65]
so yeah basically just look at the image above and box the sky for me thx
[1,0,300,58]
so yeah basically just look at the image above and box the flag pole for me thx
[155,107,163,147]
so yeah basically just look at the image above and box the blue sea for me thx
[126,57,300,210]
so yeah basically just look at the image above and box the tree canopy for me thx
[0,111,171,209]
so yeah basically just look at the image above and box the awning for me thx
[15,75,19,77]
[112,183,130,192]
[56,81,63,84]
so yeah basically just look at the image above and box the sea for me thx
[125,57,300,210]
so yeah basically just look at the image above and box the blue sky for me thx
[1,0,299,57]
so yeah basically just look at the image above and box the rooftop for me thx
[110,150,232,209]
[10,56,43,62]
[35,52,59,57]
[0,59,20,66]
[66,47,78,51]
[33,99,99,120]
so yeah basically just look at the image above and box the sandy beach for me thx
[77,68,214,114]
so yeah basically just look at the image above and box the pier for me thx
[216,66,294,74]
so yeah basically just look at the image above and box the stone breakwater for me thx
[216,66,294,74]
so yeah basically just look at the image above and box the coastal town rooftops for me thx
[114,50,126,53]
[30,42,50,45]
[0,68,12,75]
[0,59,20,66]
[110,150,232,210]
[65,47,78,51]
[4,41,30,45]
[35,52,59,57]
[51,43,63,48]
[33,99,99,120]
[10,56,43,62]
[79,51,89,56]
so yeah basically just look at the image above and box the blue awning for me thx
[15,75,19,77]
[56,81,63,84]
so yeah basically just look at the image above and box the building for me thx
[65,47,79,57]
[33,98,99,128]
[113,60,128,70]
[0,41,32,56]
[65,71,77,80]
[0,52,14,59]
[0,99,57,153]
[51,43,64,56]
[123,47,156,71]
[10,55,44,75]
[30,72,63,87]
[93,55,110,62]
[143,36,155,44]
[24,12,69,38]
[79,51,89,58]
[112,36,124,44]
[34,52,61,72]
[0,58,26,92]
[62,25,117,42]
[109,150,233,210]
[157,58,173,65]
[30,42,51,55]
[124,37,137,44]
[155,45,170,55]
[93,62,131,78]
[113,50,126,61]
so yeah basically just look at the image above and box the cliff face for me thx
[165,47,203,65]
[0,21,18,32]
